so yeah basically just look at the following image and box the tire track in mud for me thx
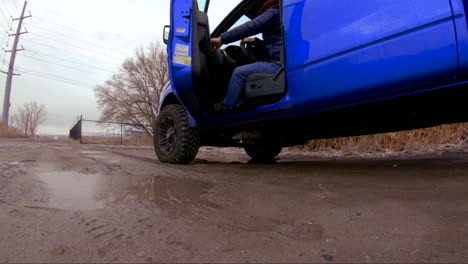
[86,149,189,178]
[95,149,158,164]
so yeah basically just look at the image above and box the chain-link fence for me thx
[69,118,152,145]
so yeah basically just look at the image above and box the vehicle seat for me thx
[244,68,285,99]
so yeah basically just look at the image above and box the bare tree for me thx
[94,42,169,136]
[11,101,47,136]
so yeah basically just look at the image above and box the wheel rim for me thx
[158,116,177,155]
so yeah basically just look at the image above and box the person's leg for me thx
[221,62,280,109]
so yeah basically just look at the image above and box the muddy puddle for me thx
[128,176,214,205]
[38,171,214,211]
[38,171,105,210]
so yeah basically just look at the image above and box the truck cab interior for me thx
[192,0,286,115]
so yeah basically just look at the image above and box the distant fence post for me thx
[69,115,83,143]
[79,115,83,144]
[120,123,123,145]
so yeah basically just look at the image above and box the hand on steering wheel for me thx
[211,38,222,52]
[241,38,256,44]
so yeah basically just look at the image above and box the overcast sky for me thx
[0,0,240,135]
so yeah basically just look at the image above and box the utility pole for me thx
[2,1,29,126]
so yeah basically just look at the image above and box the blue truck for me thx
[155,0,468,164]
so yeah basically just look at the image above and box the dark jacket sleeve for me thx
[220,6,279,44]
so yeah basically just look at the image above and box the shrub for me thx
[0,121,24,138]
[301,122,467,155]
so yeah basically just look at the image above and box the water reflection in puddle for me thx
[38,172,105,210]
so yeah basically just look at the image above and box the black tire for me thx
[244,140,282,161]
[154,104,200,164]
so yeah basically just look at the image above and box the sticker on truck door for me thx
[175,44,189,55]
[173,44,191,66]
[173,54,192,66]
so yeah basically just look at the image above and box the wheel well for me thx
[161,93,181,109]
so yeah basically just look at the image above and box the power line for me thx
[1,23,10,47]
[16,67,98,88]
[18,70,96,88]
[17,54,114,77]
[24,38,122,65]
[0,20,9,33]
[0,2,12,19]
[24,22,135,54]
[22,49,118,73]
[0,7,11,26]
[30,15,140,52]
[24,36,124,63]
[17,66,100,85]
[9,0,20,15]
[29,32,130,58]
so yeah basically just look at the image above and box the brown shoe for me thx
[213,103,223,111]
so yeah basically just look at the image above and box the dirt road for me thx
[1,138,467,263]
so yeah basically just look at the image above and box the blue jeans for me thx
[221,61,281,109]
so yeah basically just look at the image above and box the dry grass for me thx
[80,135,153,146]
[67,138,81,145]
[300,122,468,155]
[0,121,23,138]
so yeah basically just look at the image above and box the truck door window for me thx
[197,0,208,12]
[208,0,243,32]
[226,15,263,47]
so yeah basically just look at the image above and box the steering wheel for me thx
[240,41,258,64]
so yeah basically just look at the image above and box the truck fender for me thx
[159,82,197,126]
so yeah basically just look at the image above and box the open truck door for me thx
[166,0,211,120]
[155,0,211,164]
